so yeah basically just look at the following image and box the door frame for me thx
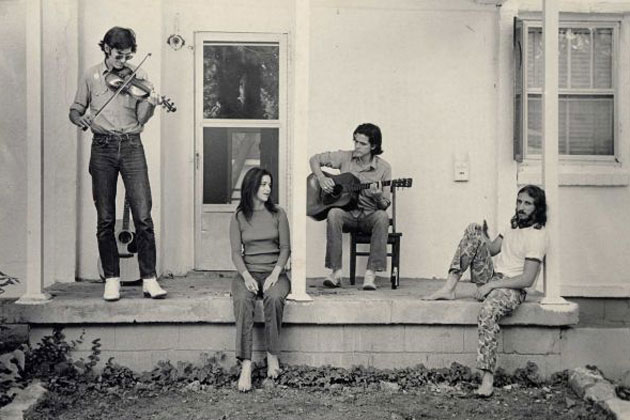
[193,31,288,270]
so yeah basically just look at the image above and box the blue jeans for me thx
[89,134,156,279]
[325,208,389,271]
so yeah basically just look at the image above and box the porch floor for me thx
[1,272,578,327]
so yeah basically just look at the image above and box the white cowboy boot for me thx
[103,277,121,301]
[143,278,167,299]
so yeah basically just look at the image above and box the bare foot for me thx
[267,352,281,379]
[474,372,494,397]
[237,360,252,392]
[422,274,460,300]
[421,288,455,301]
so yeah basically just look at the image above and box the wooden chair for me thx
[348,188,402,289]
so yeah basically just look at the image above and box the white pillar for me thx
[287,0,312,301]
[540,0,567,305]
[17,0,51,304]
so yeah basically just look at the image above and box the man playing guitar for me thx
[309,123,392,290]
[69,26,166,301]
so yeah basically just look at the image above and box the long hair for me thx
[236,167,277,221]
[99,27,137,54]
[510,185,547,229]
[354,123,383,156]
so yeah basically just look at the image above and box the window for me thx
[195,33,287,207]
[514,19,618,161]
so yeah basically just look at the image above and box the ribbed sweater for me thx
[229,206,290,273]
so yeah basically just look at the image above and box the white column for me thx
[287,0,312,301]
[17,0,51,304]
[541,0,567,305]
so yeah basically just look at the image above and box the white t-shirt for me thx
[493,223,548,278]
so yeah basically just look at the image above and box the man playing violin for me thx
[309,123,392,290]
[69,26,166,301]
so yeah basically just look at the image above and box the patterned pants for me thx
[449,223,527,373]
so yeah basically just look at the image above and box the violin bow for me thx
[82,53,152,131]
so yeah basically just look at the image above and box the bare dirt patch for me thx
[25,382,612,420]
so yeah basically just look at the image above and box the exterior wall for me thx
[306,0,500,279]
[28,323,630,381]
[1,0,78,299]
[159,0,295,275]
[29,324,566,378]
[1,0,630,298]
[75,0,163,280]
[0,0,27,298]
[569,297,630,326]
[511,0,630,297]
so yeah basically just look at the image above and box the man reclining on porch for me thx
[422,185,548,397]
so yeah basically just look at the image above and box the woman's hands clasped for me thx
[243,272,259,294]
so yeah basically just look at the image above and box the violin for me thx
[105,67,177,112]
[80,53,175,132]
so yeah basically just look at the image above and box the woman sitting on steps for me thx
[229,167,291,392]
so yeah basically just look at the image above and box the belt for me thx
[93,133,140,141]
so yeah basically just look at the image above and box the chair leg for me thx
[389,242,395,289]
[350,235,357,286]
[391,238,400,290]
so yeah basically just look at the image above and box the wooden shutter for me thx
[513,17,524,162]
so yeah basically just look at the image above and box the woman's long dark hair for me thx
[510,185,547,229]
[236,167,277,221]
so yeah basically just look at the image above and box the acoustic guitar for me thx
[97,197,140,282]
[306,172,413,221]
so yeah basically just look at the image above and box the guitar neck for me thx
[122,199,130,230]
[348,180,394,192]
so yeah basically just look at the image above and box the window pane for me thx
[594,28,613,88]
[203,127,279,204]
[528,27,612,89]
[528,28,570,88]
[527,94,542,154]
[203,43,279,119]
[569,29,592,88]
[565,95,613,155]
[527,28,543,89]
[527,94,613,156]
[559,29,568,88]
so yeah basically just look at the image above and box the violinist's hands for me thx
[147,92,161,107]
[76,114,93,130]
[318,174,335,194]
[242,272,259,295]
[263,272,279,293]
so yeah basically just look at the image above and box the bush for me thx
[0,270,22,406]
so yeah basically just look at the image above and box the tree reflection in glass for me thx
[203,44,279,120]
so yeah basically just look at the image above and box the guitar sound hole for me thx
[331,185,342,197]
[118,231,133,244]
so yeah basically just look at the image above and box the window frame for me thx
[516,16,620,164]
